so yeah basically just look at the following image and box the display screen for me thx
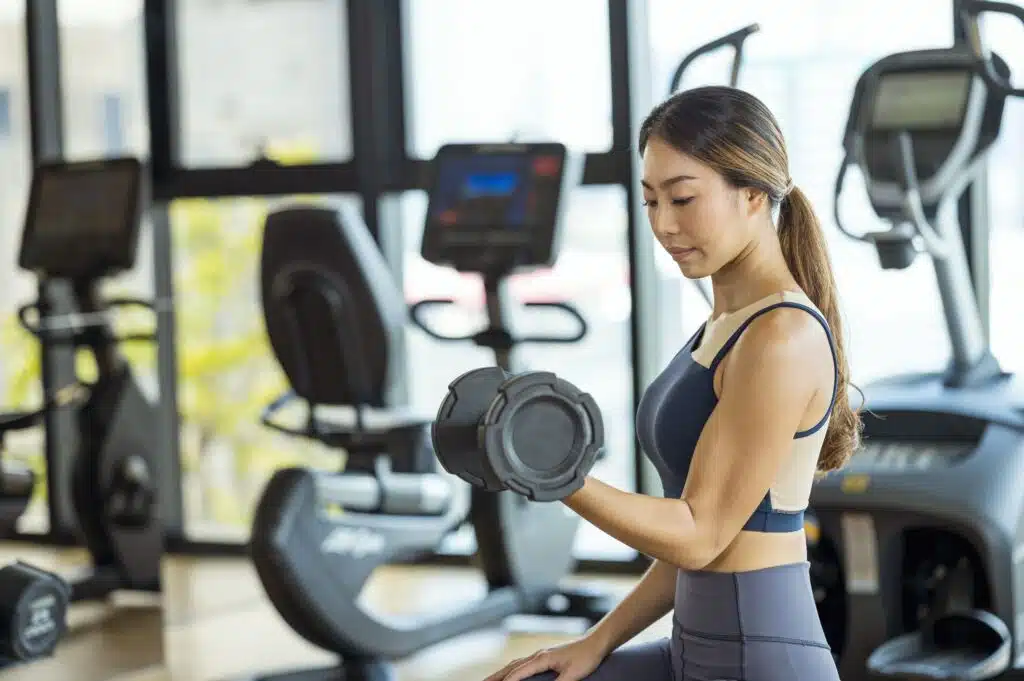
[871,70,972,130]
[20,159,141,278]
[430,152,562,230]
[31,164,138,239]
[421,144,570,272]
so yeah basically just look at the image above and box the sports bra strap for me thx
[710,301,839,437]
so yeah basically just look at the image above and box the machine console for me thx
[842,47,1010,219]
[846,440,972,473]
[19,158,144,280]
[420,143,581,274]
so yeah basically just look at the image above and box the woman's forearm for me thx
[564,476,710,570]
[586,559,678,656]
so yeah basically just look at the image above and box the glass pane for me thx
[176,0,352,168]
[985,12,1024,373]
[58,0,149,159]
[648,0,954,383]
[403,186,636,561]
[404,0,613,158]
[174,194,361,542]
[0,2,47,534]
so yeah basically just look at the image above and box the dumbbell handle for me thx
[316,472,452,516]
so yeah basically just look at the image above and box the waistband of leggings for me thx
[673,561,829,646]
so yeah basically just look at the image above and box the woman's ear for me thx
[743,187,767,217]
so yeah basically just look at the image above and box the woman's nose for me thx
[653,209,680,237]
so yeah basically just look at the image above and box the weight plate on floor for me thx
[0,562,69,662]
[431,366,510,490]
[481,371,604,502]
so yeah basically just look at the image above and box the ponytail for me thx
[778,186,862,472]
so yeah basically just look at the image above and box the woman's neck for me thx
[709,230,797,321]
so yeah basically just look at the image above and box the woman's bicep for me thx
[679,311,824,558]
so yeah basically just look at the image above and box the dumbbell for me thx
[431,367,604,502]
[0,561,70,666]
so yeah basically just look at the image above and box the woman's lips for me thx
[666,246,698,261]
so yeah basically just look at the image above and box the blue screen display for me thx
[432,155,531,227]
[462,172,519,198]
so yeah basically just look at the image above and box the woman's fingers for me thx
[502,653,558,681]
[482,657,526,681]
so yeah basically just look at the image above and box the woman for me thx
[485,86,861,681]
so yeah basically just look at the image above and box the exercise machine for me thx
[413,142,612,622]
[247,142,612,681]
[807,2,1024,679]
[0,158,163,603]
[666,23,760,309]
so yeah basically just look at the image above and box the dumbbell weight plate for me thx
[0,562,69,662]
[481,371,604,502]
[431,366,510,490]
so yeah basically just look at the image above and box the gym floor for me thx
[0,545,668,681]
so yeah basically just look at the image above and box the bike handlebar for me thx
[17,297,158,344]
[409,298,588,347]
[668,23,761,94]
[958,0,1024,97]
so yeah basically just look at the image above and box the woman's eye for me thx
[672,197,694,206]
[642,199,656,207]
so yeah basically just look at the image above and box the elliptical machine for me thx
[246,142,615,681]
[0,158,163,604]
[807,2,1024,679]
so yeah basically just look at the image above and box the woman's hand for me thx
[483,634,610,681]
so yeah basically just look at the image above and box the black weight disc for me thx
[481,372,604,502]
[0,562,69,662]
[432,366,510,490]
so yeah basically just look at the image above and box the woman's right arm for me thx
[585,558,678,655]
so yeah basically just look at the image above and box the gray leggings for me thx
[528,562,839,681]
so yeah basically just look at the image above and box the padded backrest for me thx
[260,204,407,407]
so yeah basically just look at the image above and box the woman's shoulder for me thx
[729,294,833,371]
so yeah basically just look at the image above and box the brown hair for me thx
[639,86,861,471]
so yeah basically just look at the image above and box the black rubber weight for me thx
[0,562,69,662]
[481,371,604,502]
[432,366,510,490]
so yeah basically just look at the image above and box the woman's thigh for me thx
[524,638,674,681]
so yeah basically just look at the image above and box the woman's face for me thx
[641,136,763,279]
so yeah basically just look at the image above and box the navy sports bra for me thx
[635,291,838,533]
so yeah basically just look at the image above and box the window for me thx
[985,10,1024,373]
[172,195,362,542]
[58,0,149,159]
[647,0,955,384]
[176,0,353,168]
[403,0,613,158]
[0,2,46,532]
